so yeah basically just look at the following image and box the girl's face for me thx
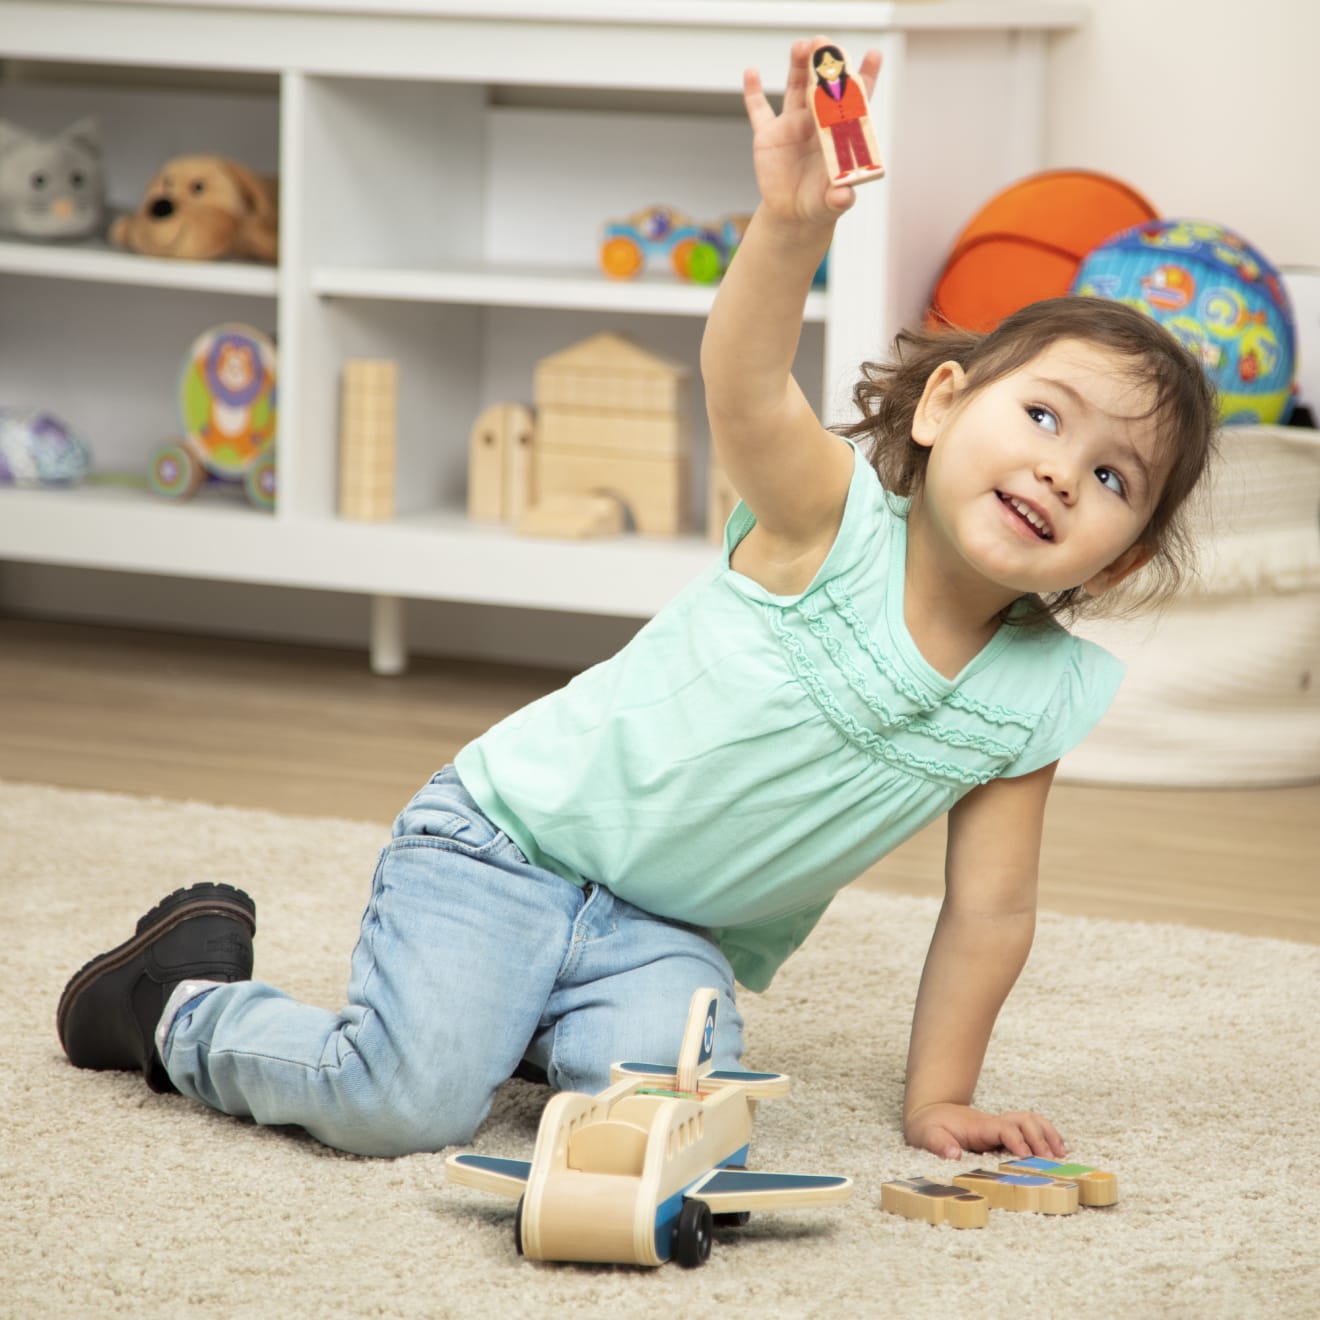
[909,339,1166,603]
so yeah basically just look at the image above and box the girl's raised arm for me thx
[700,39,880,555]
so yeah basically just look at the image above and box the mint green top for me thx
[456,440,1123,992]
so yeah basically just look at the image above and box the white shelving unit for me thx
[0,0,1084,670]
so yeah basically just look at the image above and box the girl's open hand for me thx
[743,37,882,227]
[905,1103,1068,1163]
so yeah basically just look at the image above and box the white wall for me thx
[1046,0,1320,269]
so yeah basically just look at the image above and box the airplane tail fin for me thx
[676,986,719,1093]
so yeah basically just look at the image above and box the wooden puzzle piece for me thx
[952,1168,1080,1215]
[997,1157,1119,1207]
[880,1177,989,1229]
[809,41,885,188]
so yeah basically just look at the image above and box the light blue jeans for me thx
[161,767,744,1157]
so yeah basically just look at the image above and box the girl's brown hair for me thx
[836,296,1219,623]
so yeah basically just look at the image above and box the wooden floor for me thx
[1,616,1316,944]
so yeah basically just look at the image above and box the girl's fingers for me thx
[781,37,813,110]
[859,48,883,99]
[742,67,774,129]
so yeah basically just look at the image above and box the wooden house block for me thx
[530,333,692,536]
[339,359,397,521]
[538,409,690,459]
[467,402,535,522]
[536,450,690,536]
[534,333,688,418]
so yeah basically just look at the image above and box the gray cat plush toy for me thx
[0,115,106,240]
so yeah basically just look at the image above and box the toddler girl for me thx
[58,39,1216,1163]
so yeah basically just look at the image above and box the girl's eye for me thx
[1096,466,1126,497]
[1026,404,1058,433]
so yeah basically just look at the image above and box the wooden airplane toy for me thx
[446,987,853,1268]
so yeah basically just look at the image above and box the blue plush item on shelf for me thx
[1072,218,1297,425]
[0,407,91,485]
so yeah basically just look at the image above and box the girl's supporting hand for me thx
[743,36,882,228]
[904,1102,1068,1162]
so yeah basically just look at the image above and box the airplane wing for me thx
[609,1062,791,1098]
[445,1153,531,1199]
[685,1168,853,1213]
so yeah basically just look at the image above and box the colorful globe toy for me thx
[1071,219,1296,425]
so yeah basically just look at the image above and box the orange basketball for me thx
[928,170,1158,332]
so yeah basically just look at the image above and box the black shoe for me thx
[57,883,256,1093]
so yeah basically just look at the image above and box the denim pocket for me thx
[392,767,522,861]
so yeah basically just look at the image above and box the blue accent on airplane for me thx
[454,1155,531,1181]
[700,1170,850,1194]
[651,1141,752,1260]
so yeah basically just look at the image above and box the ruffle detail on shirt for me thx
[769,582,1040,787]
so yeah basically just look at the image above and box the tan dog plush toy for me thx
[111,154,278,262]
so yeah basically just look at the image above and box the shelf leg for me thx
[369,594,408,676]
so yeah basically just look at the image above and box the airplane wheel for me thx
[513,1195,525,1256]
[673,1200,713,1268]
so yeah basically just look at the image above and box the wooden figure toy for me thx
[997,1157,1119,1207]
[952,1168,1080,1215]
[880,1177,989,1229]
[446,987,852,1268]
[338,359,398,521]
[467,402,535,523]
[809,42,885,188]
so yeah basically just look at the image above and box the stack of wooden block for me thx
[338,359,398,521]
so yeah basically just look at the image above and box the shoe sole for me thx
[56,882,256,1053]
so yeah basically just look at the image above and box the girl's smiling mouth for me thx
[997,491,1054,541]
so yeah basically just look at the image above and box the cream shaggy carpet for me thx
[3,781,1318,1320]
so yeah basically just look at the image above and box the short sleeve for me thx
[1000,636,1125,778]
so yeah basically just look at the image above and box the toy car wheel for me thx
[148,441,204,501]
[670,236,699,280]
[673,1200,713,1268]
[243,449,277,511]
[686,240,724,285]
[513,1195,525,1257]
[600,235,644,280]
